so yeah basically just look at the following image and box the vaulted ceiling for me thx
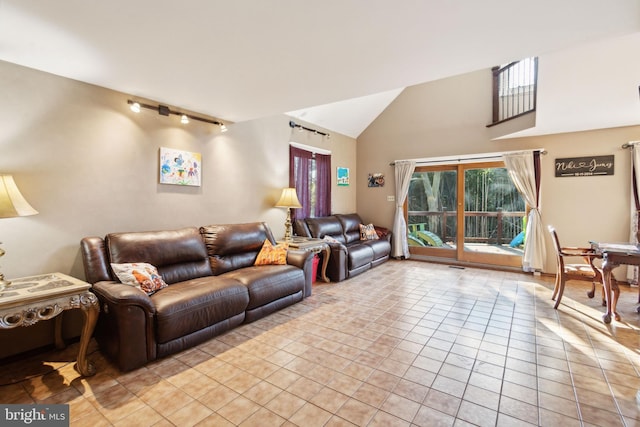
[1,1,639,138]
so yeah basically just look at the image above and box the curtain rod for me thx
[289,120,330,138]
[622,141,640,149]
[390,148,546,166]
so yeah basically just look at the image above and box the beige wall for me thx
[0,60,356,282]
[357,69,640,274]
[0,61,356,357]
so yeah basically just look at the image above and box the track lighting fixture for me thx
[127,99,226,131]
[288,120,330,138]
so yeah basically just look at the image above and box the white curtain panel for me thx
[503,151,545,272]
[392,160,416,259]
[627,146,640,284]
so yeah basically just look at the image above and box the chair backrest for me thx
[547,225,561,254]
[547,225,598,280]
[547,225,565,269]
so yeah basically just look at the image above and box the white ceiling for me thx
[1,0,639,138]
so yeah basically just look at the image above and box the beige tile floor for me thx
[1,259,640,426]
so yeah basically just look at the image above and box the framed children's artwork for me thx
[337,167,350,186]
[368,173,385,187]
[159,147,202,186]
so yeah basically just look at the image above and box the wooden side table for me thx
[282,238,331,283]
[0,272,99,376]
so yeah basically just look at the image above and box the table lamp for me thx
[275,188,302,241]
[0,175,38,288]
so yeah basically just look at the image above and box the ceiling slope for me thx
[0,0,639,137]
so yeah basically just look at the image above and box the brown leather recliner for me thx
[81,223,313,371]
[293,213,391,282]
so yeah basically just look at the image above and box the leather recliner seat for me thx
[294,213,391,282]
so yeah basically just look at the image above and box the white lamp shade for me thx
[0,175,38,218]
[275,188,302,208]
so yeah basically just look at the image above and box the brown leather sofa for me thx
[81,222,313,371]
[293,213,392,282]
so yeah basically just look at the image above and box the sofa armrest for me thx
[287,249,314,297]
[286,249,312,268]
[91,281,157,371]
[374,226,392,242]
[326,243,348,282]
[92,281,156,314]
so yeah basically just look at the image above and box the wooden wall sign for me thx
[555,155,614,177]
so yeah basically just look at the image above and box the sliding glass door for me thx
[406,162,525,268]
[406,165,458,260]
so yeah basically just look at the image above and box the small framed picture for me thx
[159,147,202,186]
[368,173,385,187]
[337,167,350,186]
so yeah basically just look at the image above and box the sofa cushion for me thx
[200,223,277,275]
[337,214,363,244]
[362,239,392,259]
[106,227,212,285]
[222,265,304,310]
[110,262,168,295]
[152,276,249,344]
[254,239,288,265]
[346,244,374,270]
[305,216,346,243]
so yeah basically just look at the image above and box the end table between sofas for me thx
[282,238,331,283]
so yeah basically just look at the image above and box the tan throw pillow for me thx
[359,223,379,240]
[254,239,288,265]
[111,262,168,295]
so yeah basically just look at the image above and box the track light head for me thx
[129,102,141,113]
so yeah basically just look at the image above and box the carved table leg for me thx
[75,291,99,376]
[601,258,615,324]
[319,245,330,283]
[612,278,621,321]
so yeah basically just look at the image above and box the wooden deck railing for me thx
[408,209,525,245]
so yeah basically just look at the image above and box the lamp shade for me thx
[0,175,38,218]
[275,188,302,208]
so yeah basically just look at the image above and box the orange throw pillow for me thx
[254,239,288,265]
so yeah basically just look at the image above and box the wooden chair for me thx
[548,225,603,309]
